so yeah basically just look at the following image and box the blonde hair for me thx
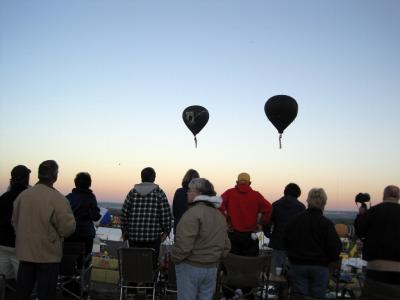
[307,188,327,210]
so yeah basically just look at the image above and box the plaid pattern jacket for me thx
[121,184,172,242]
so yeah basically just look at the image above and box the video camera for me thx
[355,193,370,209]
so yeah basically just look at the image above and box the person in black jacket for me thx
[65,172,101,262]
[264,183,306,272]
[0,165,30,279]
[354,185,400,286]
[172,169,199,234]
[284,188,341,298]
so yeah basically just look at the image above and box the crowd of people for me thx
[0,160,399,300]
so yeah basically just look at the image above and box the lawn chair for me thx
[216,253,271,299]
[118,247,159,300]
[58,242,92,299]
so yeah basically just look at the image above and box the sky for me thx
[1,0,399,211]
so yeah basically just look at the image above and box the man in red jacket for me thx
[219,172,272,256]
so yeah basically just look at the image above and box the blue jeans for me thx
[175,262,217,300]
[271,250,288,271]
[289,264,329,298]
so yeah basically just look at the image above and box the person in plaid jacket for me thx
[121,167,172,266]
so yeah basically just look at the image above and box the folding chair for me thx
[0,274,5,300]
[216,253,271,300]
[118,247,159,300]
[58,242,92,299]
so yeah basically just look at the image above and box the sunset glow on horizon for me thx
[1,1,399,211]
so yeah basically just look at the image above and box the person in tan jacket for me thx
[172,178,230,300]
[12,160,76,300]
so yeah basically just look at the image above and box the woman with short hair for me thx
[65,172,101,261]
[284,188,342,298]
[172,178,231,300]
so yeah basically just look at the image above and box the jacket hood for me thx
[235,183,252,194]
[193,195,222,208]
[133,182,159,196]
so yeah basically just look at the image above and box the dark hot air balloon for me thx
[264,95,298,148]
[182,105,209,148]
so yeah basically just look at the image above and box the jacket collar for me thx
[192,195,222,208]
[235,183,252,193]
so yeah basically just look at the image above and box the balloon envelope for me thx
[182,105,209,136]
[264,95,298,134]
[335,224,349,238]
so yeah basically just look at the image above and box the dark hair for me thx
[38,160,58,181]
[74,172,92,189]
[182,169,200,189]
[355,193,370,203]
[284,183,301,198]
[10,165,30,188]
[141,167,156,183]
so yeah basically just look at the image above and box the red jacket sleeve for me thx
[258,193,272,225]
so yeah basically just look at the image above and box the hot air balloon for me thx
[264,95,298,148]
[182,105,209,148]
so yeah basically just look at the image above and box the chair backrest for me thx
[222,253,270,288]
[0,274,5,300]
[118,247,155,283]
[60,242,86,276]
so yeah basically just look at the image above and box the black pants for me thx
[228,231,259,257]
[65,235,94,268]
[16,261,59,300]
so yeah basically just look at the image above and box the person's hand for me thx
[122,231,129,241]
[160,232,168,242]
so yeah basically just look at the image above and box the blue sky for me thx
[1,0,399,210]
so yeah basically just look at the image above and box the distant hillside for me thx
[324,210,357,225]
[99,201,357,225]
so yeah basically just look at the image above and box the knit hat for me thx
[237,172,250,182]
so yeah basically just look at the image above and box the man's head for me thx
[383,185,400,203]
[74,172,92,190]
[284,183,301,198]
[236,172,251,185]
[38,160,59,183]
[306,188,327,211]
[141,167,156,183]
[10,165,31,188]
